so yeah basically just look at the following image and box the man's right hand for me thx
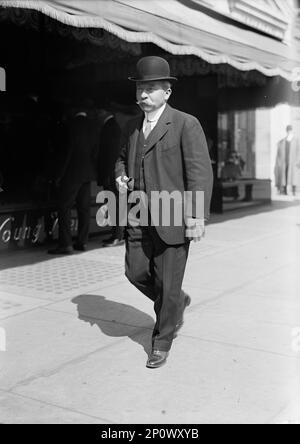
[116,175,129,194]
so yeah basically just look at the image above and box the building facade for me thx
[0,0,299,249]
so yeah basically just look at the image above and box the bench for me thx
[221,179,256,202]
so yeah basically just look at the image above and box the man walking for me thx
[115,56,213,368]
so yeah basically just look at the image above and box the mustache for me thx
[136,100,151,105]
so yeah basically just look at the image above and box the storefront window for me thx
[0,97,61,211]
[218,110,256,180]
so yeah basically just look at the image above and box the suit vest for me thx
[134,127,150,192]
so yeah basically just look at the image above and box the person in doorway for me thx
[275,125,300,196]
[48,103,99,255]
[115,56,213,368]
[221,150,245,200]
[97,107,125,247]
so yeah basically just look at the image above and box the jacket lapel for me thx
[144,104,173,154]
[127,116,143,179]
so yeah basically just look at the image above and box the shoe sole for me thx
[146,360,167,369]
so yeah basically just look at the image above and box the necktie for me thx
[144,120,152,139]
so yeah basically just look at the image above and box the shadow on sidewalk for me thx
[72,294,154,356]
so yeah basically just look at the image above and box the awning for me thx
[0,0,299,81]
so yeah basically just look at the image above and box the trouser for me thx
[58,181,91,247]
[282,185,297,195]
[125,225,190,352]
[110,223,125,242]
[107,183,125,241]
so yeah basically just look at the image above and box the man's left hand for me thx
[185,218,205,243]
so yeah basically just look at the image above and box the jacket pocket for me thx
[159,143,178,153]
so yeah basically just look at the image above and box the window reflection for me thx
[218,110,256,181]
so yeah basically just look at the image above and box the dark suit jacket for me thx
[115,104,214,245]
[58,115,99,185]
[97,115,122,189]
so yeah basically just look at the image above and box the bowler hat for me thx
[129,56,177,82]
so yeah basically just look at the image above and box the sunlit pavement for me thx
[0,199,300,424]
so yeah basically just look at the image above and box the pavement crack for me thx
[0,388,115,424]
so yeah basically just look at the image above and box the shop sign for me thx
[0,210,78,250]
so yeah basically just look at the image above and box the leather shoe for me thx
[174,292,191,338]
[102,238,125,247]
[146,350,169,369]
[48,246,74,255]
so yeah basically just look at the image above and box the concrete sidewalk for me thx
[0,200,300,424]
